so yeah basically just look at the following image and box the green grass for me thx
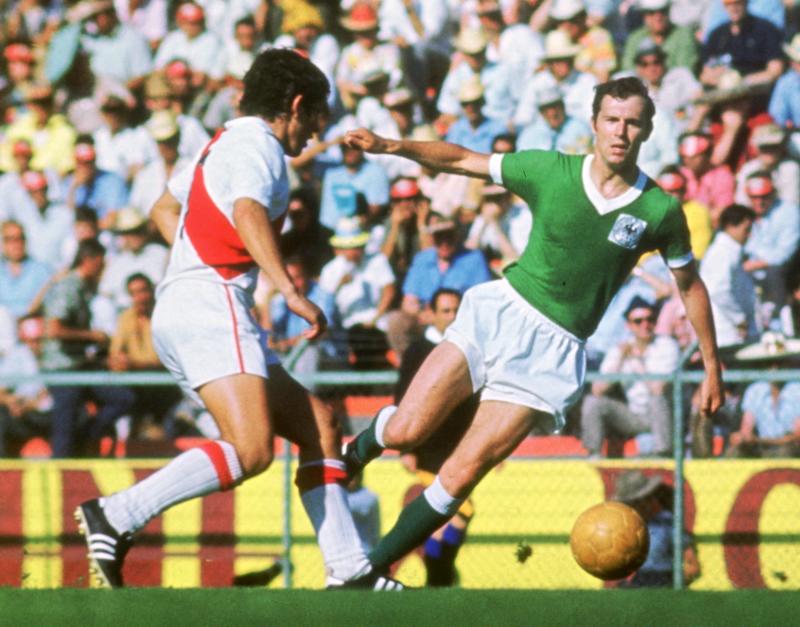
[1,590,799,627]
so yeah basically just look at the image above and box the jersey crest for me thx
[608,214,647,250]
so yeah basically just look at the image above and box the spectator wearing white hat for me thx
[436,28,516,128]
[622,0,699,72]
[768,34,800,160]
[445,76,509,154]
[517,85,592,154]
[513,29,597,128]
[735,124,800,209]
[549,0,617,82]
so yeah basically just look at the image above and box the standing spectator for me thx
[735,124,800,210]
[768,34,800,159]
[0,220,54,320]
[581,297,679,458]
[700,204,758,349]
[549,0,617,82]
[517,86,592,154]
[40,239,135,457]
[10,171,74,269]
[445,77,509,154]
[727,378,800,458]
[742,171,800,308]
[678,131,736,224]
[622,0,699,72]
[656,165,713,259]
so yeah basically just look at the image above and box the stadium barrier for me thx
[1,349,799,590]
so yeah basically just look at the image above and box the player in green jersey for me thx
[339,77,724,581]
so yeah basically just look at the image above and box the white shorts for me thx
[151,279,280,404]
[443,279,586,431]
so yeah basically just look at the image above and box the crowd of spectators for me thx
[0,0,799,460]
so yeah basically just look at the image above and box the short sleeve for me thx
[499,150,558,199]
[167,160,196,205]
[228,139,276,208]
[654,200,693,268]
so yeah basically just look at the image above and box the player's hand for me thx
[699,367,724,418]
[286,293,327,340]
[344,128,389,154]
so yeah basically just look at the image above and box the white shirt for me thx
[700,231,758,347]
[735,158,800,209]
[154,29,226,79]
[514,69,598,128]
[378,0,451,51]
[10,199,73,268]
[99,242,170,311]
[93,125,155,181]
[130,156,192,216]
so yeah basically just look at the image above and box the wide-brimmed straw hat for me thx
[329,217,369,248]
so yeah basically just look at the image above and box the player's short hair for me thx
[591,77,655,130]
[240,48,330,122]
[431,288,462,311]
[719,204,756,230]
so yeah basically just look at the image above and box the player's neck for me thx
[589,153,640,199]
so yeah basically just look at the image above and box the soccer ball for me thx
[570,501,650,580]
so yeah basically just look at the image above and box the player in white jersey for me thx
[75,49,401,591]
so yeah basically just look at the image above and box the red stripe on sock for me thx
[199,441,235,490]
[294,464,348,493]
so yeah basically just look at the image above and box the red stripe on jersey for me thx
[199,441,235,490]
[294,463,348,493]
[183,130,254,279]
[223,284,245,373]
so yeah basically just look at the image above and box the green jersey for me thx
[496,150,692,339]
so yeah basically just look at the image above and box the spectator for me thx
[202,40,250,133]
[112,0,168,49]
[0,139,63,221]
[1,42,37,120]
[352,66,396,135]
[278,188,334,279]
[612,470,699,587]
[445,76,510,154]
[768,34,800,159]
[678,131,736,224]
[735,124,800,209]
[375,87,438,180]
[318,217,396,368]
[465,182,531,269]
[93,94,153,183]
[60,206,102,276]
[743,171,800,309]
[0,307,53,457]
[10,171,74,269]
[108,273,181,440]
[0,220,54,320]
[319,144,390,230]
[40,239,135,457]
[549,0,617,82]
[700,204,758,349]
[98,207,168,313]
[160,58,212,121]
[514,29,597,128]
[0,83,77,176]
[378,177,433,281]
[517,86,593,154]
[656,165,713,259]
[581,296,679,458]
[220,15,259,85]
[62,136,129,229]
[621,0,699,72]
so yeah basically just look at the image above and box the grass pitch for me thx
[1,589,798,627]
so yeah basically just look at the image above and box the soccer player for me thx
[343,77,724,577]
[75,49,400,591]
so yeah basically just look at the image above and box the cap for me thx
[745,175,775,197]
[12,140,33,157]
[383,87,414,108]
[146,110,180,142]
[165,59,192,79]
[4,43,34,64]
[74,142,97,162]
[542,29,581,60]
[144,71,171,99]
[678,133,712,157]
[329,217,370,248]
[391,178,420,200]
[340,2,378,32]
[549,0,585,21]
[458,75,485,103]
[638,0,670,11]
[783,33,800,63]
[176,2,204,22]
[657,171,686,192]
[611,470,665,503]
[455,28,488,55]
[752,123,785,148]
[537,85,564,108]
[21,170,47,192]
[111,207,148,233]
[624,295,655,318]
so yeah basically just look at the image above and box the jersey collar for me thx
[581,154,647,216]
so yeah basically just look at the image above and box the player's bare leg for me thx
[368,401,549,573]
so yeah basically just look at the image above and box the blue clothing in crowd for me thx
[745,199,800,266]
[0,257,54,319]
[769,69,800,129]
[402,247,492,306]
[741,381,800,439]
[63,170,130,219]
[445,116,509,154]
[319,162,390,230]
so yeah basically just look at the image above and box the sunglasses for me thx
[629,316,655,325]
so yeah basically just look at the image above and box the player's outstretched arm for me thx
[150,190,183,246]
[344,128,492,180]
[672,262,724,417]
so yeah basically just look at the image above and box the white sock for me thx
[424,475,464,517]
[296,459,371,584]
[374,405,396,448]
[102,441,243,534]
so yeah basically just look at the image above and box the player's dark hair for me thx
[719,204,756,230]
[431,288,461,311]
[71,238,105,268]
[592,77,655,130]
[125,272,153,289]
[240,48,330,122]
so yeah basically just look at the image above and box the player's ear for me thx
[290,94,304,118]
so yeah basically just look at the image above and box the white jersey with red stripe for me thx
[159,116,289,297]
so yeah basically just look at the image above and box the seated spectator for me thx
[352,66,396,135]
[700,204,758,350]
[768,34,800,159]
[62,136,129,229]
[318,218,396,369]
[375,87,438,180]
[517,86,592,154]
[727,376,800,458]
[380,178,432,282]
[656,166,713,259]
[0,307,53,457]
[1,42,37,121]
[93,94,154,184]
[108,273,181,440]
[10,171,74,269]
[40,239,135,457]
[549,0,617,82]
[678,131,735,225]
[742,171,800,308]
[0,139,62,220]
[202,43,249,133]
[279,188,334,280]
[98,207,169,313]
[445,76,509,154]
[60,206,101,277]
[465,183,531,269]
[622,0,699,72]
[0,220,54,320]
[581,297,679,458]
[735,124,800,209]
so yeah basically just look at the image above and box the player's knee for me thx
[235,442,274,477]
